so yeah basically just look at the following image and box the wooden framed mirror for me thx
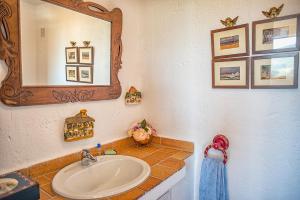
[0,0,122,106]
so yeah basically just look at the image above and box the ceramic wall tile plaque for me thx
[125,87,142,105]
[64,109,95,142]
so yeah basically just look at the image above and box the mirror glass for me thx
[20,0,111,86]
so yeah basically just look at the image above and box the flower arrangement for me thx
[128,119,157,145]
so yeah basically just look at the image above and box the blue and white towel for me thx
[199,157,229,200]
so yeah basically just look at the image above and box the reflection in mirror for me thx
[20,0,111,86]
[0,21,8,40]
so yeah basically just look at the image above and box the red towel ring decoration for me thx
[204,134,229,164]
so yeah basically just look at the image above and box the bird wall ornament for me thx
[70,41,76,47]
[262,4,284,19]
[83,41,91,47]
[220,16,239,27]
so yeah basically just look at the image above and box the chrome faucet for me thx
[81,149,97,166]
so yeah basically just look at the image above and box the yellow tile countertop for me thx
[18,136,194,200]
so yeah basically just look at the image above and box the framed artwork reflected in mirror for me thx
[66,66,78,82]
[78,66,93,84]
[79,47,94,65]
[65,47,79,64]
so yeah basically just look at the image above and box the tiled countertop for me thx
[18,137,194,200]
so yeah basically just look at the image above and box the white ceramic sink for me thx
[52,155,150,199]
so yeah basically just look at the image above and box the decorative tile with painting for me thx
[251,52,299,89]
[212,57,249,88]
[79,47,94,65]
[125,86,142,105]
[252,14,300,54]
[66,66,78,82]
[78,66,93,83]
[211,24,249,59]
[65,47,78,64]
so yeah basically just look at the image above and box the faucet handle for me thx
[81,149,90,157]
[82,149,90,153]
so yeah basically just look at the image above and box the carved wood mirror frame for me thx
[0,0,122,106]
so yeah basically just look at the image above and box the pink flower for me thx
[128,120,157,137]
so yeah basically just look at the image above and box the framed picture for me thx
[211,24,249,59]
[78,66,93,83]
[212,57,249,88]
[65,47,78,64]
[79,47,94,65]
[251,52,299,89]
[252,14,300,54]
[66,66,78,82]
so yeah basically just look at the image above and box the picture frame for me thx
[212,57,249,88]
[78,66,93,83]
[211,24,249,59]
[252,13,300,54]
[65,47,78,64]
[251,52,299,89]
[66,66,78,82]
[79,47,94,65]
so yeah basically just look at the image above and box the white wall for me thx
[0,0,146,174]
[20,1,39,84]
[141,0,300,200]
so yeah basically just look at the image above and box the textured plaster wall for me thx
[141,0,300,200]
[0,0,146,174]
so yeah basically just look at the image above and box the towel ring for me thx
[204,134,229,164]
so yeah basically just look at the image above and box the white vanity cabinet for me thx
[139,156,194,200]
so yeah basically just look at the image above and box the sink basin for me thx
[52,155,151,199]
